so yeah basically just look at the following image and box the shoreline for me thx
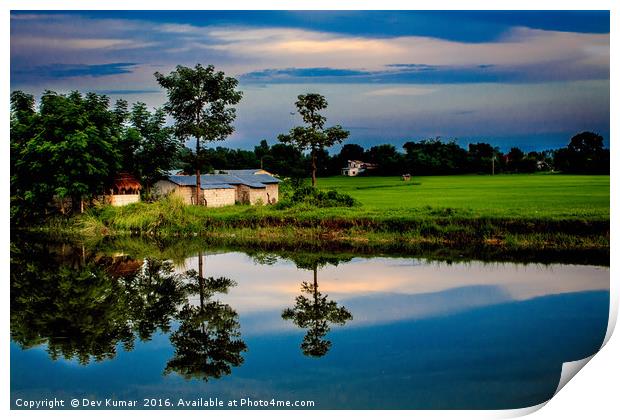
[18,203,610,266]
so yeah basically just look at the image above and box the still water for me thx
[10,241,609,409]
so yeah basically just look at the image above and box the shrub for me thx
[276,185,360,209]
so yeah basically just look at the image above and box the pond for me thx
[10,239,609,409]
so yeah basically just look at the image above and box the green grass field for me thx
[37,173,609,262]
[316,174,609,219]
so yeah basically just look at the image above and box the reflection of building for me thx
[341,160,377,176]
[154,169,280,206]
[103,255,144,278]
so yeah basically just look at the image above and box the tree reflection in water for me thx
[11,243,247,382]
[164,253,247,382]
[282,257,353,358]
[11,242,144,364]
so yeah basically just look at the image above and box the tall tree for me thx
[155,64,243,205]
[278,93,349,187]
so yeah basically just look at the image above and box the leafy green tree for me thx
[263,143,307,179]
[254,139,270,169]
[506,147,525,173]
[367,144,406,175]
[466,142,502,174]
[155,64,243,204]
[125,102,182,197]
[11,90,122,216]
[10,91,39,221]
[554,132,609,174]
[278,93,349,187]
[402,138,467,175]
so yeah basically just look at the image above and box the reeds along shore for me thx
[25,196,609,266]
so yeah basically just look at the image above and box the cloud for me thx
[16,63,139,80]
[239,60,607,84]
[8,12,610,150]
[10,13,609,87]
[364,87,436,96]
[203,25,608,76]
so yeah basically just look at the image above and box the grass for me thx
[27,173,609,262]
[315,174,609,219]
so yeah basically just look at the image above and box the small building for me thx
[341,160,377,176]
[154,169,280,207]
[105,173,141,206]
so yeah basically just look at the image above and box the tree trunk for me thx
[311,149,317,187]
[198,252,204,308]
[195,136,202,205]
[312,264,319,300]
[196,168,202,205]
[71,195,83,214]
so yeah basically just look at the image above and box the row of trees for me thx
[10,90,181,219]
[10,63,609,220]
[174,131,609,179]
[11,64,350,219]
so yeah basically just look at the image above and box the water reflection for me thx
[11,242,136,364]
[10,244,246,382]
[165,254,247,381]
[125,259,187,341]
[10,238,610,409]
[282,258,352,357]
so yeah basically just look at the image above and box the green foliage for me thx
[283,186,360,208]
[278,93,349,186]
[274,178,359,209]
[155,64,242,143]
[155,64,243,195]
[11,90,122,219]
[553,131,610,174]
[124,102,182,195]
[11,90,184,221]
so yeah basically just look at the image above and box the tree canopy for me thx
[155,64,243,203]
[278,93,349,186]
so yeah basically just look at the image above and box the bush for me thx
[276,185,360,209]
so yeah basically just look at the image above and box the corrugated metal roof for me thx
[167,170,280,189]
[220,169,281,184]
[167,176,235,189]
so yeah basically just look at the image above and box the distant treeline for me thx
[10,88,609,223]
[186,133,610,179]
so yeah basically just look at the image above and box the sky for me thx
[10,10,610,152]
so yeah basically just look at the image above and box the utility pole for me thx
[492,154,495,175]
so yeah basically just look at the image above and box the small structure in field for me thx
[154,169,280,207]
[401,174,411,181]
[341,160,377,176]
[105,172,141,206]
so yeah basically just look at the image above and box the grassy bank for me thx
[26,174,609,263]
